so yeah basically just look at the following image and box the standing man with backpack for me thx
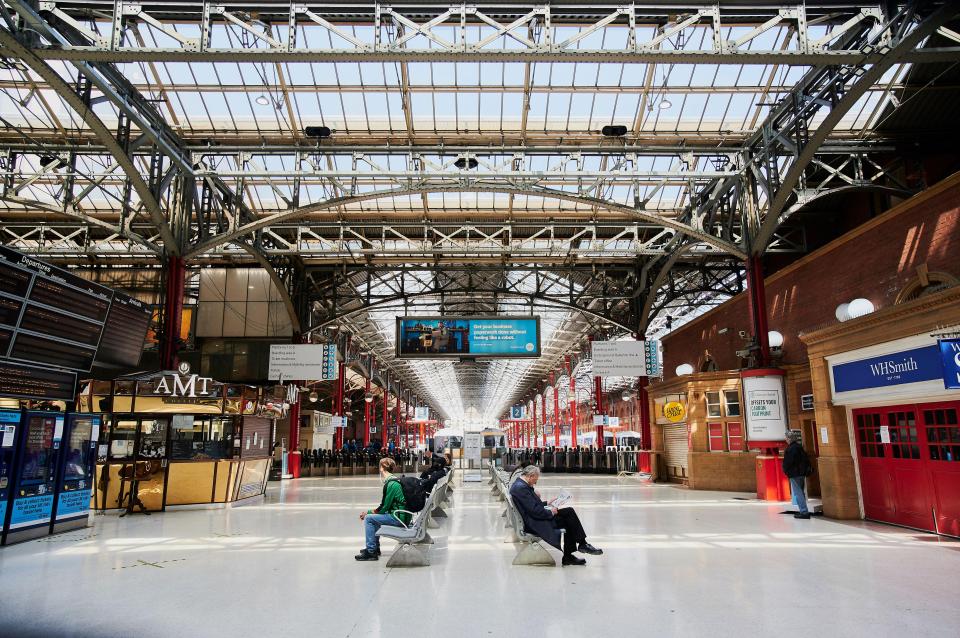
[782,430,814,519]
[356,457,411,561]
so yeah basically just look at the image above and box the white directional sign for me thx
[268,344,338,381]
[591,340,661,377]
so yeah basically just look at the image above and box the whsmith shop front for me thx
[802,287,960,537]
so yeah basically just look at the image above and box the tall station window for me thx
[724,390,741,417]
[705,391,722,418]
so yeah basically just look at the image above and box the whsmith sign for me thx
[941,338,960,390]
[831,344,944,393]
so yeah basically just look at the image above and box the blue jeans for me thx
[789,477,808,514]
[364,513,403,552]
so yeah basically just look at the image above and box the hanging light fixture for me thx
[675,363,694,376]
[255,94,270,106]
[308,391,319,402]
[658,97,673,110]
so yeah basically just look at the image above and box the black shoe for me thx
[562,555,587,566]
[794,513,811,519]
[355,549,379,561]
[375,548,382,556]
[578,542,603,555]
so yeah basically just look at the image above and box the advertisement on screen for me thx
[396,316,540,358]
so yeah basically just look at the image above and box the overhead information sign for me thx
[268,344,338,381]
[95,292,152,367]
[396,316,540,358]
[0,245,113,372]
[591,340,661,377]
[0,360,77,401]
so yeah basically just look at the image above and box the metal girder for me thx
[0,21,175,253]
[184,184,748,259]
[747,1,959,252]
[4,1,959,65]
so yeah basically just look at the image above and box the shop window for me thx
[708,423,725,452]
[855,412,884,458]
[723,390,741,417]
[924,408,960,462]
[705,391,722,419]
[109,419,137,459]
[727,422,745,452]
[171,416,238,460]
[887,411,919,460]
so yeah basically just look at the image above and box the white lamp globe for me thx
[768,330,784,348]
[835,303,850,322]
[847,298,875,319]
[675,363,694,376]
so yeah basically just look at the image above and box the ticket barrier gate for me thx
[2,411,64,545]
[51,414,100,535]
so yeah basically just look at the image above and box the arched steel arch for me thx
[185,184,747,260]
[306,287,638,334]
[0,21,177,253]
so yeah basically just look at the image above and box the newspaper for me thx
[544,489,573,510]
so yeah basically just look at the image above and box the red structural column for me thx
[552,372,560,447]
[394,388,402,450]
[334,360,346,450]
[541,392,547,447]
[594,375,604,449]
[382,379,390,449]
[531,401,537,449]
[567,355,578,447]
[363,374,372,448]
[638,376,651,448]
[745,254,771,367]
[405,397,411,448]
[160,255,186,371]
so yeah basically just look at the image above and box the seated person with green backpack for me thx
[356,457,422,561]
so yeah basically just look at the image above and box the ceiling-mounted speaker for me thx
[305,125,332,138]
[601,125,628,137]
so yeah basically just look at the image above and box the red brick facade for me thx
[661,172,960,377]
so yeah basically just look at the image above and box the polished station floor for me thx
[0,472,957,638]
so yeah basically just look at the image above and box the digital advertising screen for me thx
[396,316,540,359]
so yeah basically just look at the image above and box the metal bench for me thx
[503,490,561,567]
[375,485,441,567]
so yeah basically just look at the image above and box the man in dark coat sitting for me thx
[509,464,603,566]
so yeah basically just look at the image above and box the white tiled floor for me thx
[1,473,957,638]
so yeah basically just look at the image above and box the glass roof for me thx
[0,9,919,422]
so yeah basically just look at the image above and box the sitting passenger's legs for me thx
[553,507,587,554]
[365,513,403,552]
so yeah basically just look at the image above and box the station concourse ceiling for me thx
[0,1,958,422]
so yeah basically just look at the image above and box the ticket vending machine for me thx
[51,414,100,535]
[0,410,21,542]
[3,412,64,545]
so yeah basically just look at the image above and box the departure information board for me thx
[95,292,152,367]
[0,245,112,372]
[0,360,77,401]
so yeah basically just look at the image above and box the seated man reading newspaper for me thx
[509,464,603,566]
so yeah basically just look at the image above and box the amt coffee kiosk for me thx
[51,414,99,534]
[2,412,64,545]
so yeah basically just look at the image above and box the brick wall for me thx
[688,452,758,491]
[662,171,960,378]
